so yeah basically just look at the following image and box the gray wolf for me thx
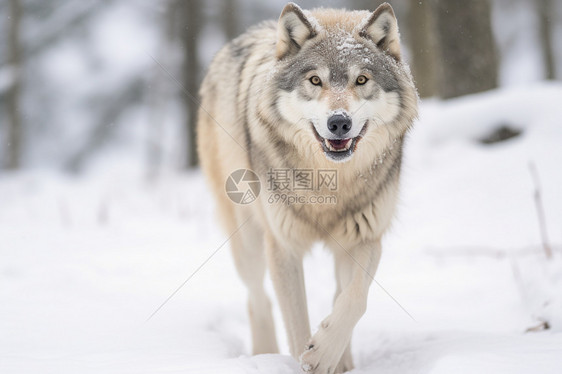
[197,2,418,373]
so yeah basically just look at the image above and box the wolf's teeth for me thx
[324,138,353,152]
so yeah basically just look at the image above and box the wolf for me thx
[197,2,418,373]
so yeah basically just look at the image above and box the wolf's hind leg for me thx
[265,232,312,359]
[230,217,278,355]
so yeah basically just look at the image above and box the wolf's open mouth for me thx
[324,138,353,152]
[312,122,368,162]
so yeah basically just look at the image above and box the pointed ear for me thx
[359,3,401,60]
[276,3,319,59]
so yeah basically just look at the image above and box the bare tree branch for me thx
[529,161,553,259]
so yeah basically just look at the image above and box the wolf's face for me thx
[273,3,410,163]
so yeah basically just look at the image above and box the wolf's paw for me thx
[299,342,322,373]
[299,336,347,373]
[299,314,353,373]
[300,344,339,374]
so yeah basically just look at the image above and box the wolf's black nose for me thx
[327,114,351,137]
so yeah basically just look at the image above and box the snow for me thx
[2,83,562,373]
[302,9,322,33]
[328,108,349,117]
[331,32,372,65]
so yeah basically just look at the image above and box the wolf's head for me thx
[272,2,417,164]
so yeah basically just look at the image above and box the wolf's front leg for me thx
[265,233,312,358]
[300,241,382,374]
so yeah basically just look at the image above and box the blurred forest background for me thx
[1,0,561,174]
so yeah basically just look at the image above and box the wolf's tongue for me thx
[327,138,351,150]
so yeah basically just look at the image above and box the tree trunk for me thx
[180,0,201,168]
[537,0,556,80]
[430,0,498,99]
[222,0,238,41]
[408,0,439,98]
[5,0,23,169]
[145,2,178,179]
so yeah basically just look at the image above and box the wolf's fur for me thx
[197,2,417,373]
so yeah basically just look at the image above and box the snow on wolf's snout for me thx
[274,2,407,164]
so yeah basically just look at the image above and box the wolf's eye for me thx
[309,76,322,86]
[356,75,368,85]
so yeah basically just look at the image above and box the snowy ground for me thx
[2,83,562,373]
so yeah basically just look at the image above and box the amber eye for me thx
[356,75,368,85]
[310,76,322,86]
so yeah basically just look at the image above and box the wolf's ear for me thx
[359,3,401,60]
[276,3,319,59]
